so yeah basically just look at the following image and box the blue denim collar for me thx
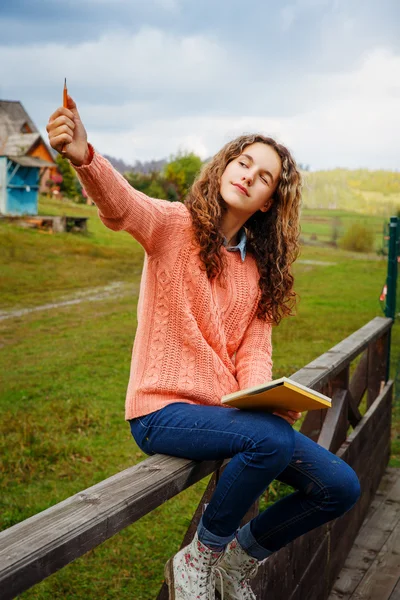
[223,227,247,262]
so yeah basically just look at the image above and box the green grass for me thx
[300,208,386,250]
[0,195,399,598]
[0,197,143,308]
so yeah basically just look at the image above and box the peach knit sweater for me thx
[74,148,273,420]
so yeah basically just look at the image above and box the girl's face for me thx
[219,142,281,218]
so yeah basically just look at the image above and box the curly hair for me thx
[184,134,302,325]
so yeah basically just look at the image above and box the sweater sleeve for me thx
[235,315,273,390]
[73,145,177,255]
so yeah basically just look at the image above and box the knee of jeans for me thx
[253,418,295,469]
[328,464,361,516]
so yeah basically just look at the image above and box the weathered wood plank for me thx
[289,534,331,600]
[350,521,400,599]
[330,514,400,600]
[329,471,400,599]
[336,380,393,467]
[329,591,347,600]
[300,407,329,441]
[331,549,377,597]
[355,499,400,553]
[367,331,389,408]
[389,578,400,600]
[347,390,363,428]
[349,350,368,407]
[318,388,348,453]
[370,468,400,504]
[0,455,226,600]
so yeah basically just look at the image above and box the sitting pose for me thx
[47,97,360,600]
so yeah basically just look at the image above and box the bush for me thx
[55,154,85,202]
[339,223,375,253]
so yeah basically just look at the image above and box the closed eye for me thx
[239,159,271,185]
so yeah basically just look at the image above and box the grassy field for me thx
[300,208,386,249]
[0,195,399,599]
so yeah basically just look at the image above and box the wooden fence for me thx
[0,316,393,600]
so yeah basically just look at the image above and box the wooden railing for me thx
[0,316,393,600]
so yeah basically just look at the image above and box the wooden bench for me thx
[0,214,88,233]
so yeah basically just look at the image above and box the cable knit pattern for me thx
[74,147,273,419]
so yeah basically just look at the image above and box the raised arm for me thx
[46,96,176,255]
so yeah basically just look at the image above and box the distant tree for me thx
[163,152,203,202]
[330,217,342,247]
[124,171,168,200]
[124,151,203,203]
[55,155,83,201]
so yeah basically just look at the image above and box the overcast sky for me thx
[1,0,399,170]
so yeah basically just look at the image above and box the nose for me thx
[241,172,253,185]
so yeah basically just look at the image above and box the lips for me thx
[233,183,249,196]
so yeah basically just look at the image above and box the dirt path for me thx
[0,259,338,322]
[0,281,139,322]
[297,259,337,266]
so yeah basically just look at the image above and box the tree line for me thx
[53,151,204,203]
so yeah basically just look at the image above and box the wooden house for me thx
[0,100,55,215]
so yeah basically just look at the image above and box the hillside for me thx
[303,169,400,216]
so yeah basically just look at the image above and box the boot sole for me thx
[164,557,175,600]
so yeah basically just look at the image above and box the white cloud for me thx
[75,47,400,169]
[0,28,227,93]
[2,25,399,169]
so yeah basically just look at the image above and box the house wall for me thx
[5,159,39,215]
[29,141,57,194]
[30,142,54,163]
[0,157,6,214]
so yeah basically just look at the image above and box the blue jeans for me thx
[129,402,360,560]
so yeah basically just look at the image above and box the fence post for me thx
[384,216,399,381]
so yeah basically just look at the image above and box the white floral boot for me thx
[164,531,225,599]
[215,537,260,600]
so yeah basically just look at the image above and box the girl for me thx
[47,97,360,600]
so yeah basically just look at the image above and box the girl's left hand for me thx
[273,409,302,426]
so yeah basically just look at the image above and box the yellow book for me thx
[221,377,332,412]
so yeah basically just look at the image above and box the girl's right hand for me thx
[46,95,90,167]
[273,409,302,426]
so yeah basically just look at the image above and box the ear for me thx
[260,198,273,213]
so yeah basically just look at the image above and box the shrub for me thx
[339,223,375,253]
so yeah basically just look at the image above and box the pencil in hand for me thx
[63,77,68,108]
[61,78,68,153]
